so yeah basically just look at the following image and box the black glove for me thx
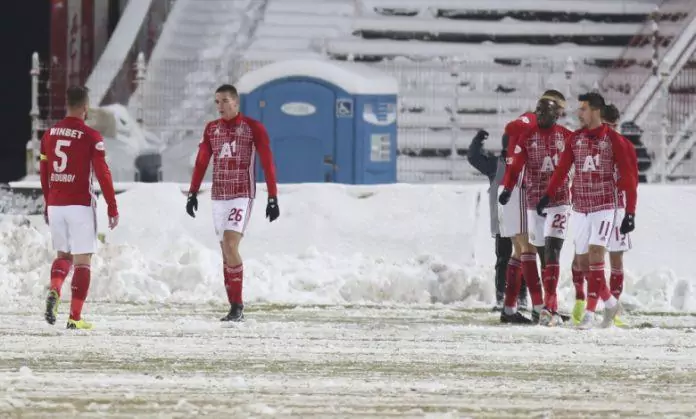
[536,195,550,217]
[473,129,489,143]
[186,192,198,218]
[620,213,635,234]
[266,196,279,222]
[498,189,512,205]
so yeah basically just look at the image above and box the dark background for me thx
[4,1,50,183]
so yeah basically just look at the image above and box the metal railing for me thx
[28,54,694,183]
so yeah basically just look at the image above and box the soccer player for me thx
[569,104,638,326]
[499,93,572,326]
[538,93,637,329]
[186,84,279,322]
[467,129,529,311]
[40,86,119,330]
[497,89,567,324]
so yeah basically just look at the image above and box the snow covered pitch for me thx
[1,183,696,416]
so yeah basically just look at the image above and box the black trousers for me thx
[494,234,528,303]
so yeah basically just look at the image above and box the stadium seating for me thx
[143,0,696,181]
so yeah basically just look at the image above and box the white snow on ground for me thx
[1,305,696,417]
[2,182,696,416]
[1,183,695,313]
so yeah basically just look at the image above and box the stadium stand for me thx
[138,0,696,181]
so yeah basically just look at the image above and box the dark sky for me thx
[3,1,50,183]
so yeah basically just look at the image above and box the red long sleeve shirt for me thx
[188,113,277,200]
[546,124,637,214]
[502,123,572,209]
[502,112,537,188]
[39,116,118,216]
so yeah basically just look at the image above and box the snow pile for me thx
[1,183,695,312]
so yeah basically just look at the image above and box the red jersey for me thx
[614,133,639,209]
[503,112,537,187]
[546,124,637,214]
[189,113,277,200]
[502,124,572,209]
[39,116,118,217]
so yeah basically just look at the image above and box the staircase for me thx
[133,0,266,137]
[243,0,354,62]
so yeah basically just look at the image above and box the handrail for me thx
[85,0,154,105]
[599,0,696,117]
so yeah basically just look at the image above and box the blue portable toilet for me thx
[236,59,399,184]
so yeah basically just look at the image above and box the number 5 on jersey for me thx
[54,140,71,173]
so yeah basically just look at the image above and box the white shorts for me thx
[608,208,632,253]
[526,205,571,247]
[572,209,616,255]
[47,205,97,254]
[497,185,527,238]
[212,198,254,241]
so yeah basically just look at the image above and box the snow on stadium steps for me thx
[1,182,695,312]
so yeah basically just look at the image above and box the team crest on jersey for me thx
[519,116,530,124]
[556,139,564,151]
[599,140,609,150]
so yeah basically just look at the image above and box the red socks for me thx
[521,253,543,307]
[610,268,624,299]
[587,262,612,312]
[503,258,522,309]
[542,263,559,312]
[50,258,73,296]
[69,265,91,321]
[224,264,244,304]
[571,266,585,301]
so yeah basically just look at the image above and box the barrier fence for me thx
[28,55,696,183]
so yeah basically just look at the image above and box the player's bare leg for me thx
[65,253,93,330]
[45,251,74,325]
[579,245,621,329]
[571,254,587,324]
[539,237,564,326]
[220,231,245,322]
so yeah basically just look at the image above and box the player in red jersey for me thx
[497,89,567,324]
[538,92,637,329]
[186,84,279,322]
[500,94,572,326]
[39,86,119,330]
[568,104,639,326]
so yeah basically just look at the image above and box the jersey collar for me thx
[220,113,243,126]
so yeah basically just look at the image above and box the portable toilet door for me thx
[257,79,337,183]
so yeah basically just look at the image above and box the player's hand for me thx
[498,189,512,205]
[186,192,198,218]
[536,195,550,217]
[473,129,489,143]
[266,196,279,222]
[620,213,635,234]
[108,215,119,230]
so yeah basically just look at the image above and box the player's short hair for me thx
[215,84,239,98]
[66,85,89,108]
[578,92,606,110]
[602,104,620,124]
